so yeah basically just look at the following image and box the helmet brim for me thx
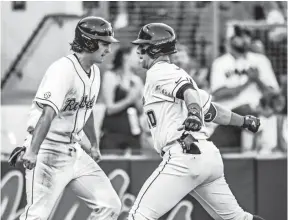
[79,29,120,43]
[97,36,119,43]
[131,39,151,45]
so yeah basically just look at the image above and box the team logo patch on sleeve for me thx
[155,85,172,97]
[44,92,51,99]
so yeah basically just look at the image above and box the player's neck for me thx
[148,56,170,69]
[74,53,93,73]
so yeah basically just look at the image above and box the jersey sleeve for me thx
[199,89,212,114]
[153,67,197,100]
[34,60,72,115]
[197,89,218,122]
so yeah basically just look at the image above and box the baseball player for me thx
[9,16,121,220]
[128,23,265,220]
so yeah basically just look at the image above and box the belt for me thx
[160,136,201,157]
[160,140,177,157]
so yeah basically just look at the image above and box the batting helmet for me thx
[132,23,177,58]
[71,16,119,53]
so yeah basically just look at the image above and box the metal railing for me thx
[1,13,82,89]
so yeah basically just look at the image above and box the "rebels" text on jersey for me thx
[62,95,96,112]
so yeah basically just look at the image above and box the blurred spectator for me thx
[255,90,286,154]
[171,44,209,90]
[100,46,144,154]
[170,44,192,72]
[250,39,265,54]
[265,2,286,25]
[209,25,280,152]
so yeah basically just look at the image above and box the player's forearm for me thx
[105,98,132,115]
[30,106,55,154]
[83,112,98,147]
[212,102,244,126]
[183,88,202,111]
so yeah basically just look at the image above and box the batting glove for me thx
[242,115,261,133]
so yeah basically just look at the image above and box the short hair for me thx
[70,40,84,53]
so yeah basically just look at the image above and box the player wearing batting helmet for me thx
[70,16,119,53]
[11,16,121,220]
[128,23,265,220]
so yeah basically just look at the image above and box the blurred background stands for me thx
[1,1,287,157]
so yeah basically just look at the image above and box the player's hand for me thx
[177,115,202,132]
[90,147,101,162]
[22,150,37,170]
[178,132,201,154]
[247,67,259,81]
[242,115,261,133]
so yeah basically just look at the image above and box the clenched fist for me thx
[90,147,102,162]
[22,150,37,170]
[242,115,261,133]
[177,115,202,132]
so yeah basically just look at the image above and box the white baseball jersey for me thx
[210,52,279,110]
[27,54,101,143]
[130,61,253,220]
[142,61,212,153]
[20,54,121,220]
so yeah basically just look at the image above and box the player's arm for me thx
[22,105,56,170]
[157,69,203,132]
[204,102,260,133]
[30,105,56,153]
[83,111,101,162]
[23,60,72,169]
[83,111,98,147]
[177,86,203,132]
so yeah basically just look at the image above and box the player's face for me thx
[91,41,112,63]
[136,44,151,69]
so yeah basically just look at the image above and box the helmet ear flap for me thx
[146,40,177,59]
[146,46,161,59]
